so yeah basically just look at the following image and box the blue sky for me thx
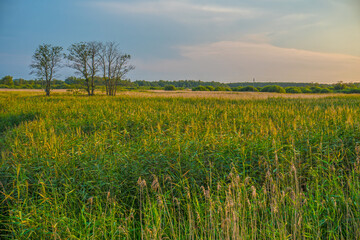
[0,0,359,82]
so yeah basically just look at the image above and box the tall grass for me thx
[1,92,360,239]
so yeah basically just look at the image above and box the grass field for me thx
[1,91,360,239]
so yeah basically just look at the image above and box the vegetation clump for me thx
[164,85,176,91]
[320,88,331,93]
[260,85,286,93]
[192,85,209,91]
[300,87,312,93]
[206,85,215,91]
[285,87,302,93]
[234,85,259,92]
[214,86,232,91]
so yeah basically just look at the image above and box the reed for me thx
[1,92,360,239]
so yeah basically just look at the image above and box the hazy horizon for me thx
[1,0,359,83]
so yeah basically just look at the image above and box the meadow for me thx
[1,91,360,239]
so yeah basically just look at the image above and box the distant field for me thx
[1,92,360,239]
[0,88,355,99]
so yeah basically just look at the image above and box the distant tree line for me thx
[134,80,228,88]
[227,82,316,88]
[190,82,360,94]
[0,76,67,89]
[2,74,360,94]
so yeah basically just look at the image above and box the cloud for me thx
[277,13,315,23]
[134,41,360,83]
[92,1,262,23]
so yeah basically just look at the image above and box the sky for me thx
[0,0,359,83]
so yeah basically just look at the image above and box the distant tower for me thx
[253,77,255,87]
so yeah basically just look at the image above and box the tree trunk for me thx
[106,79,109,95]
[84,78,90,96]
[91,77,95,96]
[114,79,118,96]
[46,81,51,96]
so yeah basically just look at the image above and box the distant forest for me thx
[1,75,360,94]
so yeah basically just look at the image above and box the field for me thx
[1,91,360,239]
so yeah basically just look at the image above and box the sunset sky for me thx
[0,0,359,83]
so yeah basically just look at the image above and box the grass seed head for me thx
[151,177,160,192]
[251,186,257,199]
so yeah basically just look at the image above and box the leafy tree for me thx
[30,44,63,96]
[0,75,13,86]
[333,81,347,91]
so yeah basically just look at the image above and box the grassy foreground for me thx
[1,92,360,239]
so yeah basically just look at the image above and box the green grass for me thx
[1,92,360,239]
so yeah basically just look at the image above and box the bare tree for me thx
[99,42,134,96]
[30,44,63,96]
[98,43,108,95]
[99,42,117,95]
[87,42,101,95]
[67,42,101,96]
[112,54,134,95]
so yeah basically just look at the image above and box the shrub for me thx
[164,85,176,91]
[215,86,232,91]
[320,88,331,93]
[343,88,360,94]
[0,84,9,88]
[260,85,286,93]
[192,85,209,91]
[310,87,322,93]
[285,87,302,93]
[240,86,259,92]
[206,86,215,91]
[300,87,312,93]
